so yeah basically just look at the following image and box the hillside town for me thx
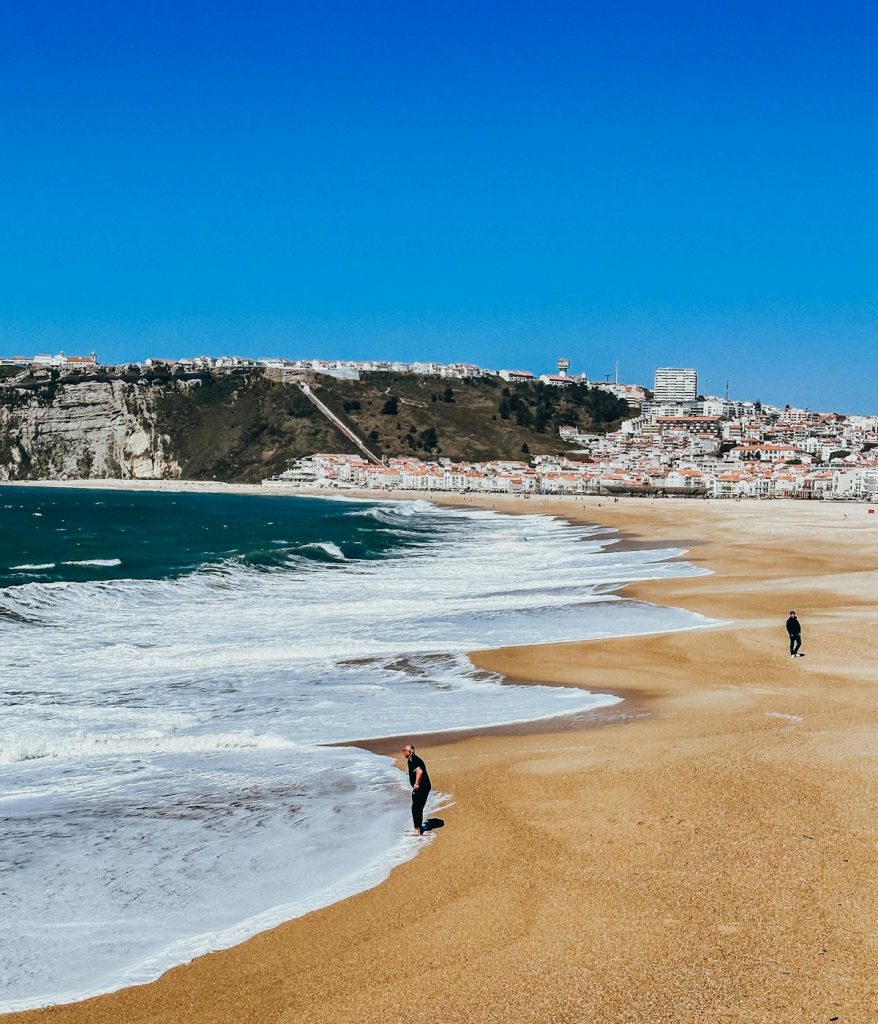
[2,351,876,500]
[265,365,878,502]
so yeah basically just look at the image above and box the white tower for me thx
[556,358,570,378]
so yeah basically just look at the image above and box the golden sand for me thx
[6,495,878,1023]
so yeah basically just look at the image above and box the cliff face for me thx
[0,378,182,481]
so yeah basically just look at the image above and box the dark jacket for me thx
[786,616,801,637]
[407,754,431,791]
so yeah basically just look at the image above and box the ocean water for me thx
[0,487,714,1011]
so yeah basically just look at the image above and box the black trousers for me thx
[789,633,802,656]
[411,787,430,832]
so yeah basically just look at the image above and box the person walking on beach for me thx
[403,743,431,835]
[786,610,803,658]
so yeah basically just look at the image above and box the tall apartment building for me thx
[653,367,698,403]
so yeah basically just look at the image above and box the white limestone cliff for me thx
[0,379,182,480]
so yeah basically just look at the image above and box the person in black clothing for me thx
[786,610,803,657]
[403,743,431,835]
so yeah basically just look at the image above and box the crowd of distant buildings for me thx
[1,351,99,370]
[0,350,650,407]
[263,358,878,502]
[271,422,878,501]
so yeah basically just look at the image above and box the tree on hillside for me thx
[418,426,439,451]
[515,405,533,428]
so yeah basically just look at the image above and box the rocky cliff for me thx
[0,377,182,480]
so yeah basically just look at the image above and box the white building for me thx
[832,467,878,500]
[698,397,734,418]
[8,352,99,369]
[539,374,574,387]
[592,382,647,408]
[653,367,698,403]
[258,357,296,368]
[214,355,256,367]
[498,370,535,383]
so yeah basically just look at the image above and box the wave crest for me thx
[61,559,122,568]
[0,729,298,765]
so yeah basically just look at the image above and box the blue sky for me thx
[1,1,875,411]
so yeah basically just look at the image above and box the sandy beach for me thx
[5,490,878,1023]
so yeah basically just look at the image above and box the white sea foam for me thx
[0,500,716,1011]
[10,563,56,571]
[298,540,346,560]
[0,728,299,765]
[60,558,122,567]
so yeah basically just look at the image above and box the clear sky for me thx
[1,1,875,411]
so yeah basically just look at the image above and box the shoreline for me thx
[0,478,298,496]
[2,481,708,1015]
[5,488,878,1022]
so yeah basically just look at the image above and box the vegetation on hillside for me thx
[316,372,629,461]
[0,368,631,482]
[151,372,360,480]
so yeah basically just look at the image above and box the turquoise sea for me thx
[0,487,418,588]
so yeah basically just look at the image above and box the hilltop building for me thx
[592,382,648,409]
[654,367,698,403]
[539,373,574,386]
[1,352,98,369]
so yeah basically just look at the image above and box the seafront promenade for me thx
[8,493,877,1024]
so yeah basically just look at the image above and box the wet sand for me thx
[6,495,878,1023]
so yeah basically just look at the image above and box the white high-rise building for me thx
[653,367,698,403]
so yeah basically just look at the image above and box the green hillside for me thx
[315,372,628,462]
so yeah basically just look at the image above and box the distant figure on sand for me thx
[786,611,803,658]
[403,743,431,835]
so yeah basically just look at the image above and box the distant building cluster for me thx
[564,399,878,500]
[267,396,878,503]
[0,352,98,369]
[148,355,492,381]
[4,348,642,396]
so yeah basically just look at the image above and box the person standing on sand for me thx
[403,743,431,835]
[786,610,803,657]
